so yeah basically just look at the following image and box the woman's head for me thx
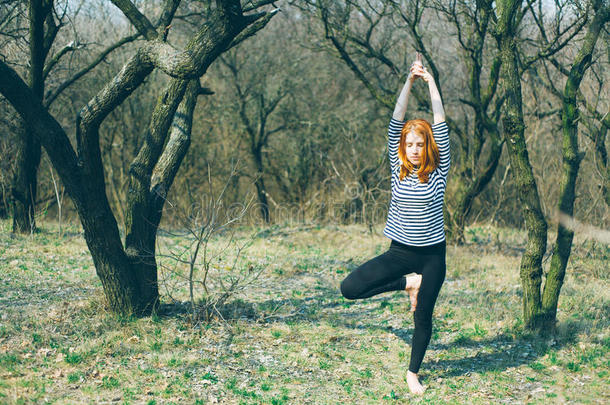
[398,119,440,182]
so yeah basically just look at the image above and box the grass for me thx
[0,218,608,404]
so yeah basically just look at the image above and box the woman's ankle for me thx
[406,370,425,394]
[406,274,422,290]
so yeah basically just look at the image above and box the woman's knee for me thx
[340,277,359,300]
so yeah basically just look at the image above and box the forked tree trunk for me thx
[541,3,609,331]
[0,0,276,316]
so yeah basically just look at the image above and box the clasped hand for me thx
[408,52,433,83]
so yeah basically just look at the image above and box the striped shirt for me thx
[383,118,451,246]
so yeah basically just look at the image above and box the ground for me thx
[0,219,608,404]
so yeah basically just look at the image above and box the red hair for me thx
[397,119,440,183]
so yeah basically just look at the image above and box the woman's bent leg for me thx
[340,249,411,300]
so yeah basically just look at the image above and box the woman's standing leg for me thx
[406,244,446,393]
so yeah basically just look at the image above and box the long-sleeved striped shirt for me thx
[383,118,450,246]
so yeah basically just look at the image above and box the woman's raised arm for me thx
[389,59,421,174]
[427,79,445,125]
[392,57,421,121]
[392,76,415,121]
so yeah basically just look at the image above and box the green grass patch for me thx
[0,220,608,404]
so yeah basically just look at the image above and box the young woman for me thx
[340,53,449,395]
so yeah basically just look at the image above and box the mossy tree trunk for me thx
[541,1,610,330]
[495,0,549,331]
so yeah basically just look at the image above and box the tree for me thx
[494,0,548,331]
[220,50,290,223]
[582,102,610,207]
[536,0,610,330]
[0,0,278,316]
[493,0,594,331]
[4,0,138,233]
[431,0,505,243]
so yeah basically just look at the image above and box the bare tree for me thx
[582,104,610,207]
[572,58,609,208]
[0,0,278,316]
[533,0,610,330]
[220,49,291,223]
[493,0,593,331]
[4,0,139,233]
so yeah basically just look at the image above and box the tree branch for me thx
[42,40,78,80]
[522,1,590,69]
[110,0,158,40]
[0,60,81,199]
[42,0,60,58]
[44,33,140,106]
[156,0,182,34]
[243,0,279,13]
[225,9,279,51]
[150,79,200,211]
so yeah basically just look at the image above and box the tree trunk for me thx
[541,3,609,331]
[252,150,271,223]
[496,0,548,331]
[449,135,503,243]
[11,0,47,233]
[11,120,41,233]
[124,78,189,312]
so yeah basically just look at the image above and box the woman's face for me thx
[405,131,425,167]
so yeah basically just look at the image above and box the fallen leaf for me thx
[127,335,140,343]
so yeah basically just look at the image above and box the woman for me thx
[340,53,449,395]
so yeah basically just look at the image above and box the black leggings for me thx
[340,239,446,374]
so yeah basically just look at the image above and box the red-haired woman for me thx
[340,53,449,395]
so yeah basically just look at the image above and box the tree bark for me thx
[496,0,548,331]
[541,2,609,331]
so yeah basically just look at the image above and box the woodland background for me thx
[1,0,607,234]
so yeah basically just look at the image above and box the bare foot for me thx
[406,370,425,394]
[405,274,422,313]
